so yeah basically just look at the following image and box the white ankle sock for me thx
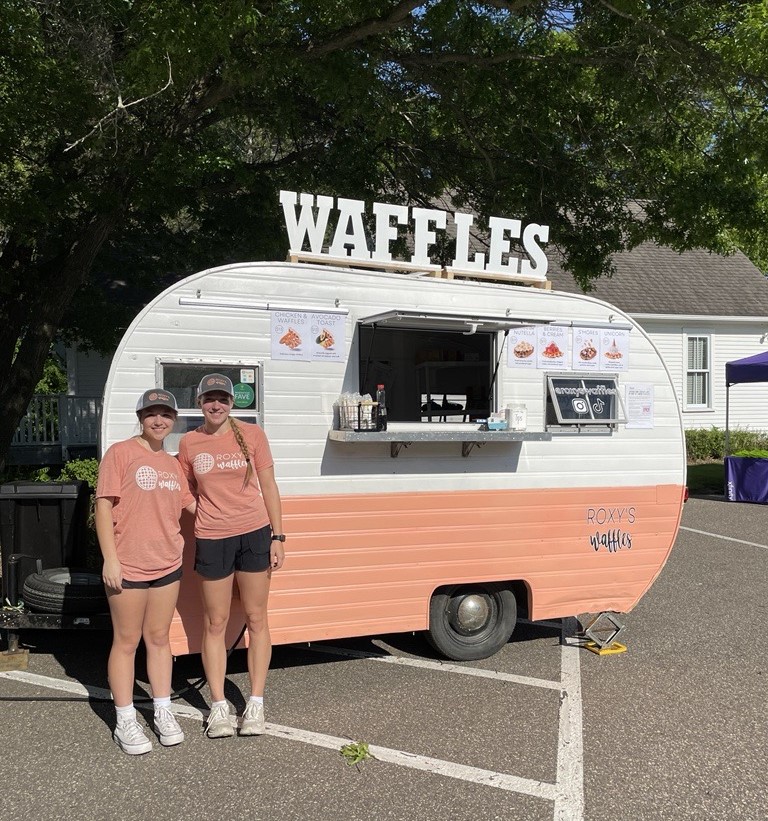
[115,703,135,724]
[249,696,264,705]
[153,696,171,712]
[211,700,227,709]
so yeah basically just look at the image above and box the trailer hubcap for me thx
[449,593,491,635]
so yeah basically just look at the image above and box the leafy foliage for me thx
[685,427,768,462]
[340,740,373,768]
[59,457,99,490]
[4,2,768,465]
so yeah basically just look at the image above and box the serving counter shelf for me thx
[328,426,552,457]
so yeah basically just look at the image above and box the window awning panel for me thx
[358,309,555,333]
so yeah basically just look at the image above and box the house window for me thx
[685,335,711,409]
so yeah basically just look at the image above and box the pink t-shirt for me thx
[95,438,194,582]
[177,422,274,539]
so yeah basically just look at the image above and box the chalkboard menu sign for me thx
[547,376,625,425]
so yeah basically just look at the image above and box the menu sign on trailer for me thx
[271,309,346,362]
[536,325,570,370]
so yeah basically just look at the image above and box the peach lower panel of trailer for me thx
[168,483,684,656]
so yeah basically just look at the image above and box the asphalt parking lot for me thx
[2,494,767,821]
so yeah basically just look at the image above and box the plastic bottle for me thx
[376,384,387,431]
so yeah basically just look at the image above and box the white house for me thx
[546,244,768,432]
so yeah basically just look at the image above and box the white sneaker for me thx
[114,718,153,755]
[239,700,265,736]
[205,703,234,738]
[153,706,185,746]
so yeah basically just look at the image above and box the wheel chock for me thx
[582,612,627,656]
[584,640,627,656]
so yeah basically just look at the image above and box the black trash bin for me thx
[0,481,91,605]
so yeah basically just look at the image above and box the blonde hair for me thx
[229,418,254,488]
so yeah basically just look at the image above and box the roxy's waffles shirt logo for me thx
[134,466,182,492]
[194,451,247,473]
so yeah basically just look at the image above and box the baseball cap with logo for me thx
[135,389,178,414]
[196,373,235,399]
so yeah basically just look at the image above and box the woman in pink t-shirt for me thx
[95,389,196,756]
[177,373,285,740]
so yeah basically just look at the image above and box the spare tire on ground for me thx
[23,567,108,614]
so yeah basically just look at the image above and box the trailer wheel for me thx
[22,568,108,615]
[426,584,517,661]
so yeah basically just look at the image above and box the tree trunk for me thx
[0,211,120,471]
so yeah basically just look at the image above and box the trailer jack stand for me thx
[0,630,29,671]
[583,612,627,656]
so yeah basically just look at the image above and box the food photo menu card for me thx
[571,328,601,372]
[535,325,569,370]
[600,328,629,372]
[507,326,538,369]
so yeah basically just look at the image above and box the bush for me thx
[59,457,99,489]
[732,449,768,458]
[685,427,768,462]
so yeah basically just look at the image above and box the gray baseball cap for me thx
[196,373,235,398]
[135,388,178,414]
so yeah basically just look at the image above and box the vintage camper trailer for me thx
[100,259,685,660]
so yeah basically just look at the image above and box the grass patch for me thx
[687,462,724,495]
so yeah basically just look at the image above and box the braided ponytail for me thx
[229,418,254,488]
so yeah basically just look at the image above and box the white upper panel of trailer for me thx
[102,261,685,494]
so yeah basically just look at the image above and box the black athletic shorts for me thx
[195,524,272,579]
[121,567,183,589]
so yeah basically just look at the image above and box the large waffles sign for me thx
[279,190,549,282]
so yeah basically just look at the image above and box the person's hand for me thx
[270,540,285,570]
[102,558,123,592]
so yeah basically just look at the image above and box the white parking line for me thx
[1,622,585,821]
[0,668,557,800]
[300,619,585,820]
[554,618,585,821]
[680,526,768,550]
[297,643,563,690]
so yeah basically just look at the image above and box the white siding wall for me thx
[640,319,768,432]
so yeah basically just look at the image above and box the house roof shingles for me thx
[545,243,768,317]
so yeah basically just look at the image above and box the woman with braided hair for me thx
[177,373,285,739]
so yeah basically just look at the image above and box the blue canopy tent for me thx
[724,351,768,502]
[724,350,768,455]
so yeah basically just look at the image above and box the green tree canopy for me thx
[2,0,768,464]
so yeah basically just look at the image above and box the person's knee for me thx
[245,608,268,635]
[204,611,230,637]
[112,631,142,653]
[143,626,171,650]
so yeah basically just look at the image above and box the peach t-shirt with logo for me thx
[177,422,274,539]
[96,438,194,581]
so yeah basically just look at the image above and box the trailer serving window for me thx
[357,310,548,424]
[546,375,626,429]
[358,312,499,423]
[156,360,264,450]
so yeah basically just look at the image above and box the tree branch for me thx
[305,0,421,57]
[65,55,174,152]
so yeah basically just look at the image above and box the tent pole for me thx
[724,384,730,457]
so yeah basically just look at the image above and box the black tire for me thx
[23,567,108,614]
[426,583,517,661]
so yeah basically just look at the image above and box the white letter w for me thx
[279,191,334,254]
